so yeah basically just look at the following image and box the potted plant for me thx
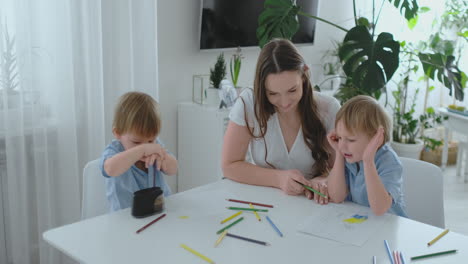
[256,0,466,104]
[230,47,243,90]
[207,52,226,107]
[319,42,344,93]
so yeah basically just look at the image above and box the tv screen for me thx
[200,0,319,50]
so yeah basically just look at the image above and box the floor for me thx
[443,165,468,235]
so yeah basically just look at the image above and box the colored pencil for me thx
[220,211,242,224]
[410,249,457,260]
[226,207,268,212]
[214,230,228,247]
[216,217,244,234]
[393,251,400,264]
[226,232,270,246]
[384,240,394,264]
[249,203,261,221]
[136,213,166,234]
[400,252,406,264]
[293,179,328,198]
[226,199,273,208]
[266,216,283,237]
[427,229,449,246]
[372,256,376,264]
[180,244,215,264]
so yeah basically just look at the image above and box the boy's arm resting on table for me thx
[327,155,348,203]
[363,161,393,216]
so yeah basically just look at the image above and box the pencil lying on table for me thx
[226,207,268,212]
[226,199,274,208]
[226,233,270,246]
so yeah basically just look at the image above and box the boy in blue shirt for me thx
[100,92,178,212]
[327,95,407,217]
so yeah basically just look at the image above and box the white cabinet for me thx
[177,102,230,192]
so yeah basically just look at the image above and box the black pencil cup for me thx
[132,187,164,218]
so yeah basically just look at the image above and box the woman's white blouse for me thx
[229,89,340,178]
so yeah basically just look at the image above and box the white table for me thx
[43,179,468,264]
[439,107,468,169]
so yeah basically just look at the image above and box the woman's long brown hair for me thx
[243,38,330,177]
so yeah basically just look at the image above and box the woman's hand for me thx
[308,175,329,205]
[278,169,309,196]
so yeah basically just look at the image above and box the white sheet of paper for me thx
[297,202,391,246]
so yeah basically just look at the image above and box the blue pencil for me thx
[400,251,406,264]
[384,240,394,264]
[266,216,283,237]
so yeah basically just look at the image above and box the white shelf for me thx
[177,102,230,192]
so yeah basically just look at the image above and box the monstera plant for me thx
[257,0,465,103]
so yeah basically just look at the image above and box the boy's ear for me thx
[112,128,121,139]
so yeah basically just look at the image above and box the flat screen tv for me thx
[199,0,319,50]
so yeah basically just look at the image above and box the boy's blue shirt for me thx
[344,143,408,217]
[100,139,172,212]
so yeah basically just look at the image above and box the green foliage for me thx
[230,47,242,87]
[418,53,465,101]
[339,26,400,93]
[386,0,419,21]
[210,53,226,89]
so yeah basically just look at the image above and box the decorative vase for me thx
[391,140,424,159]
[205,87,221,107]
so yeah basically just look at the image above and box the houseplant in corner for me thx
[207,52,226,107]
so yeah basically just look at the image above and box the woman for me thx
[221,39,340,204]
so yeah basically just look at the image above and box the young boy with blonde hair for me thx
[100,92,178,211]
[327,95,407,217]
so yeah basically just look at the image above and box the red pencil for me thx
[136,213,166,234]
[227,199,273,208]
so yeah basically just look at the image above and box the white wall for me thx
[157,0,356,192]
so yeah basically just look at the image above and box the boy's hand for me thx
[363,126,384,163]
[327,130,340,152]
[140,143,167,170]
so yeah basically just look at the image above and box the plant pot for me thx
[205,87,221,107]
[420,142,458,166]
[391,140,424,159]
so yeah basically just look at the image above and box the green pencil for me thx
[216,217,244,234]
[410,249,457,260]
[226,207,269,212]
[293,180,328,198]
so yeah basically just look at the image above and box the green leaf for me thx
[256,0,300,47]
[386,0,419,21]
[407,15,418,29]
[418,53,465,101]
[338,26,400,92]
[419,6,431,13]
[357,17,370,29]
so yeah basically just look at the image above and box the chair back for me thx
[401,157,445,228]
[81,159,109,219]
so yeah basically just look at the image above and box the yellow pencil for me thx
[427,229,449,246]
[250,203,261,221]
[214,230,228,247]
[220,211,242,224]
[180,244,215,264]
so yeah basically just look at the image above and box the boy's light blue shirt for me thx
[344,143,408,217]
[100,139,172,212]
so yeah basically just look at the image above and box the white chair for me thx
[81,159,109,219]
[400,157,445,228]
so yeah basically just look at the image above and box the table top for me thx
[43,179,467,264]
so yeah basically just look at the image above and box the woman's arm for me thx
[221,121,308,195]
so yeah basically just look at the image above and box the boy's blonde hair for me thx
[113,92,161,138]
[335,95,391,142]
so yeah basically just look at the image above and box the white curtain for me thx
[0,0,159,263]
